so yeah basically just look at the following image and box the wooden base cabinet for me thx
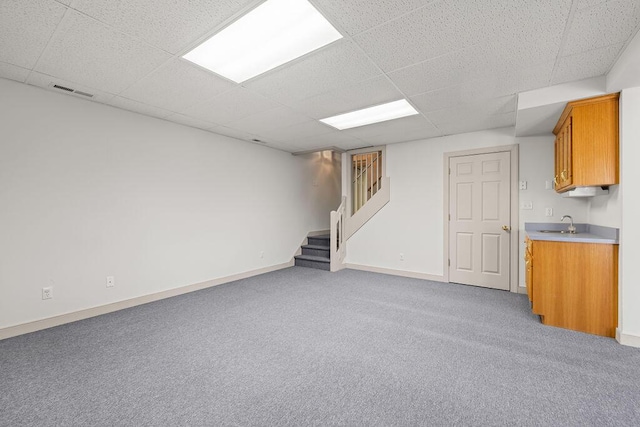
[525,237,618,337]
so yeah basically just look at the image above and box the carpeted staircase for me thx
[294,234,330,271]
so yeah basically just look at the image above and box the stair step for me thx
[302,244,330,250]
[307,234,330,246]
[301,244,330,258]
[294,254,330,271]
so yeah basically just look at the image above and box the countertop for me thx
[525,222,619,244]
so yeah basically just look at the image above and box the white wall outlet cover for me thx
[545,208,553,217]
[545,180,552,190]
[106,276,115,287]
[42,287,53,300]
[519,181,527,190]
[399,253,404,261]
[520,201,533,210]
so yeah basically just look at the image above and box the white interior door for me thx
[449,151,511,290]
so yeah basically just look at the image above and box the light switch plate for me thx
[519,181,527,190]
[520,201,533,210]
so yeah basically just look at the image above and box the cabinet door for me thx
[525,243,533,302]
[554,130,563,190]
[562,118,573,188]
[532,240,617,337]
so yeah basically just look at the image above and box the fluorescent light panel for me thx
[182,0,342,83]
[320,100,420,130]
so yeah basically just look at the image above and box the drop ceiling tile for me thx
[224,106,311,136]
[412,91,517,117]
[411,84,495,113]
[257,120,336,142]
[181,87,278,125]
[576,0,608,9]
[35,11,172,94]
[108,96,173,119]
[0,0,67,69]
[165,114,219,131]
[245,40,381,104]
[552,43,624,85]
[491,0,571,67]
[313,0,435,36]
[353,1,502,72]
[0,62,30,83]
[387,46,488,97]
[27,71,115,103]
[342,114,438,141]
[495,62,555,96]
[121,59,236,113]
[288,75,403,119]
[289,132,367,152]
[69,0,255,54]
[562,0,640,56]
[361,126,443,145]
[436,112,516,136]
[424,96,517,127]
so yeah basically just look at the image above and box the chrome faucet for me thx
[561,215,576,234]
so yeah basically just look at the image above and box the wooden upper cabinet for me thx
[553,93,619,193]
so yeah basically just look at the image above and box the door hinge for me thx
[448,259,450,266]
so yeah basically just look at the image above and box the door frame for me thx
[443,144,519,293]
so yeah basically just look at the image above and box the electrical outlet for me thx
[260,251,264,259]
[545,208,553,217]
[400,253,404,261]
[520,201,533,210]
[42,287,53,300]
[106,276,115,288]
[545,180,552,190]
[519,181,527,190]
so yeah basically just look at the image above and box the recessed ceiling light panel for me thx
[182,0,342,83]
[320,100,420,130]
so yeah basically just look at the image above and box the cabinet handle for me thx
[561,170,567,181]
[553,175,558,187]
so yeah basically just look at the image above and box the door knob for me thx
[502,225,511,231]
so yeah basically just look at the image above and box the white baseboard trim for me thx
[346,263,445,283]
[0,261,293,341]
[616,328,640,348]
[517,286,528,295]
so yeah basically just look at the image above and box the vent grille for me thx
[53,84,74,92]
[74,90,94,98]
[50,83,94,98]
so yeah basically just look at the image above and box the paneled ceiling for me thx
[1,0,638,152]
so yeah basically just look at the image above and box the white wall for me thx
[618,87,640,341]
[300,150,342,220]
[345,128,587,287]
[516,135,590,287]
[588,187,621,227]
[0,79,340,329]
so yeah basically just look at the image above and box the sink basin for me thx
[538,230,577,234]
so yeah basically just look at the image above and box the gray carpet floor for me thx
[1,267,639,426]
